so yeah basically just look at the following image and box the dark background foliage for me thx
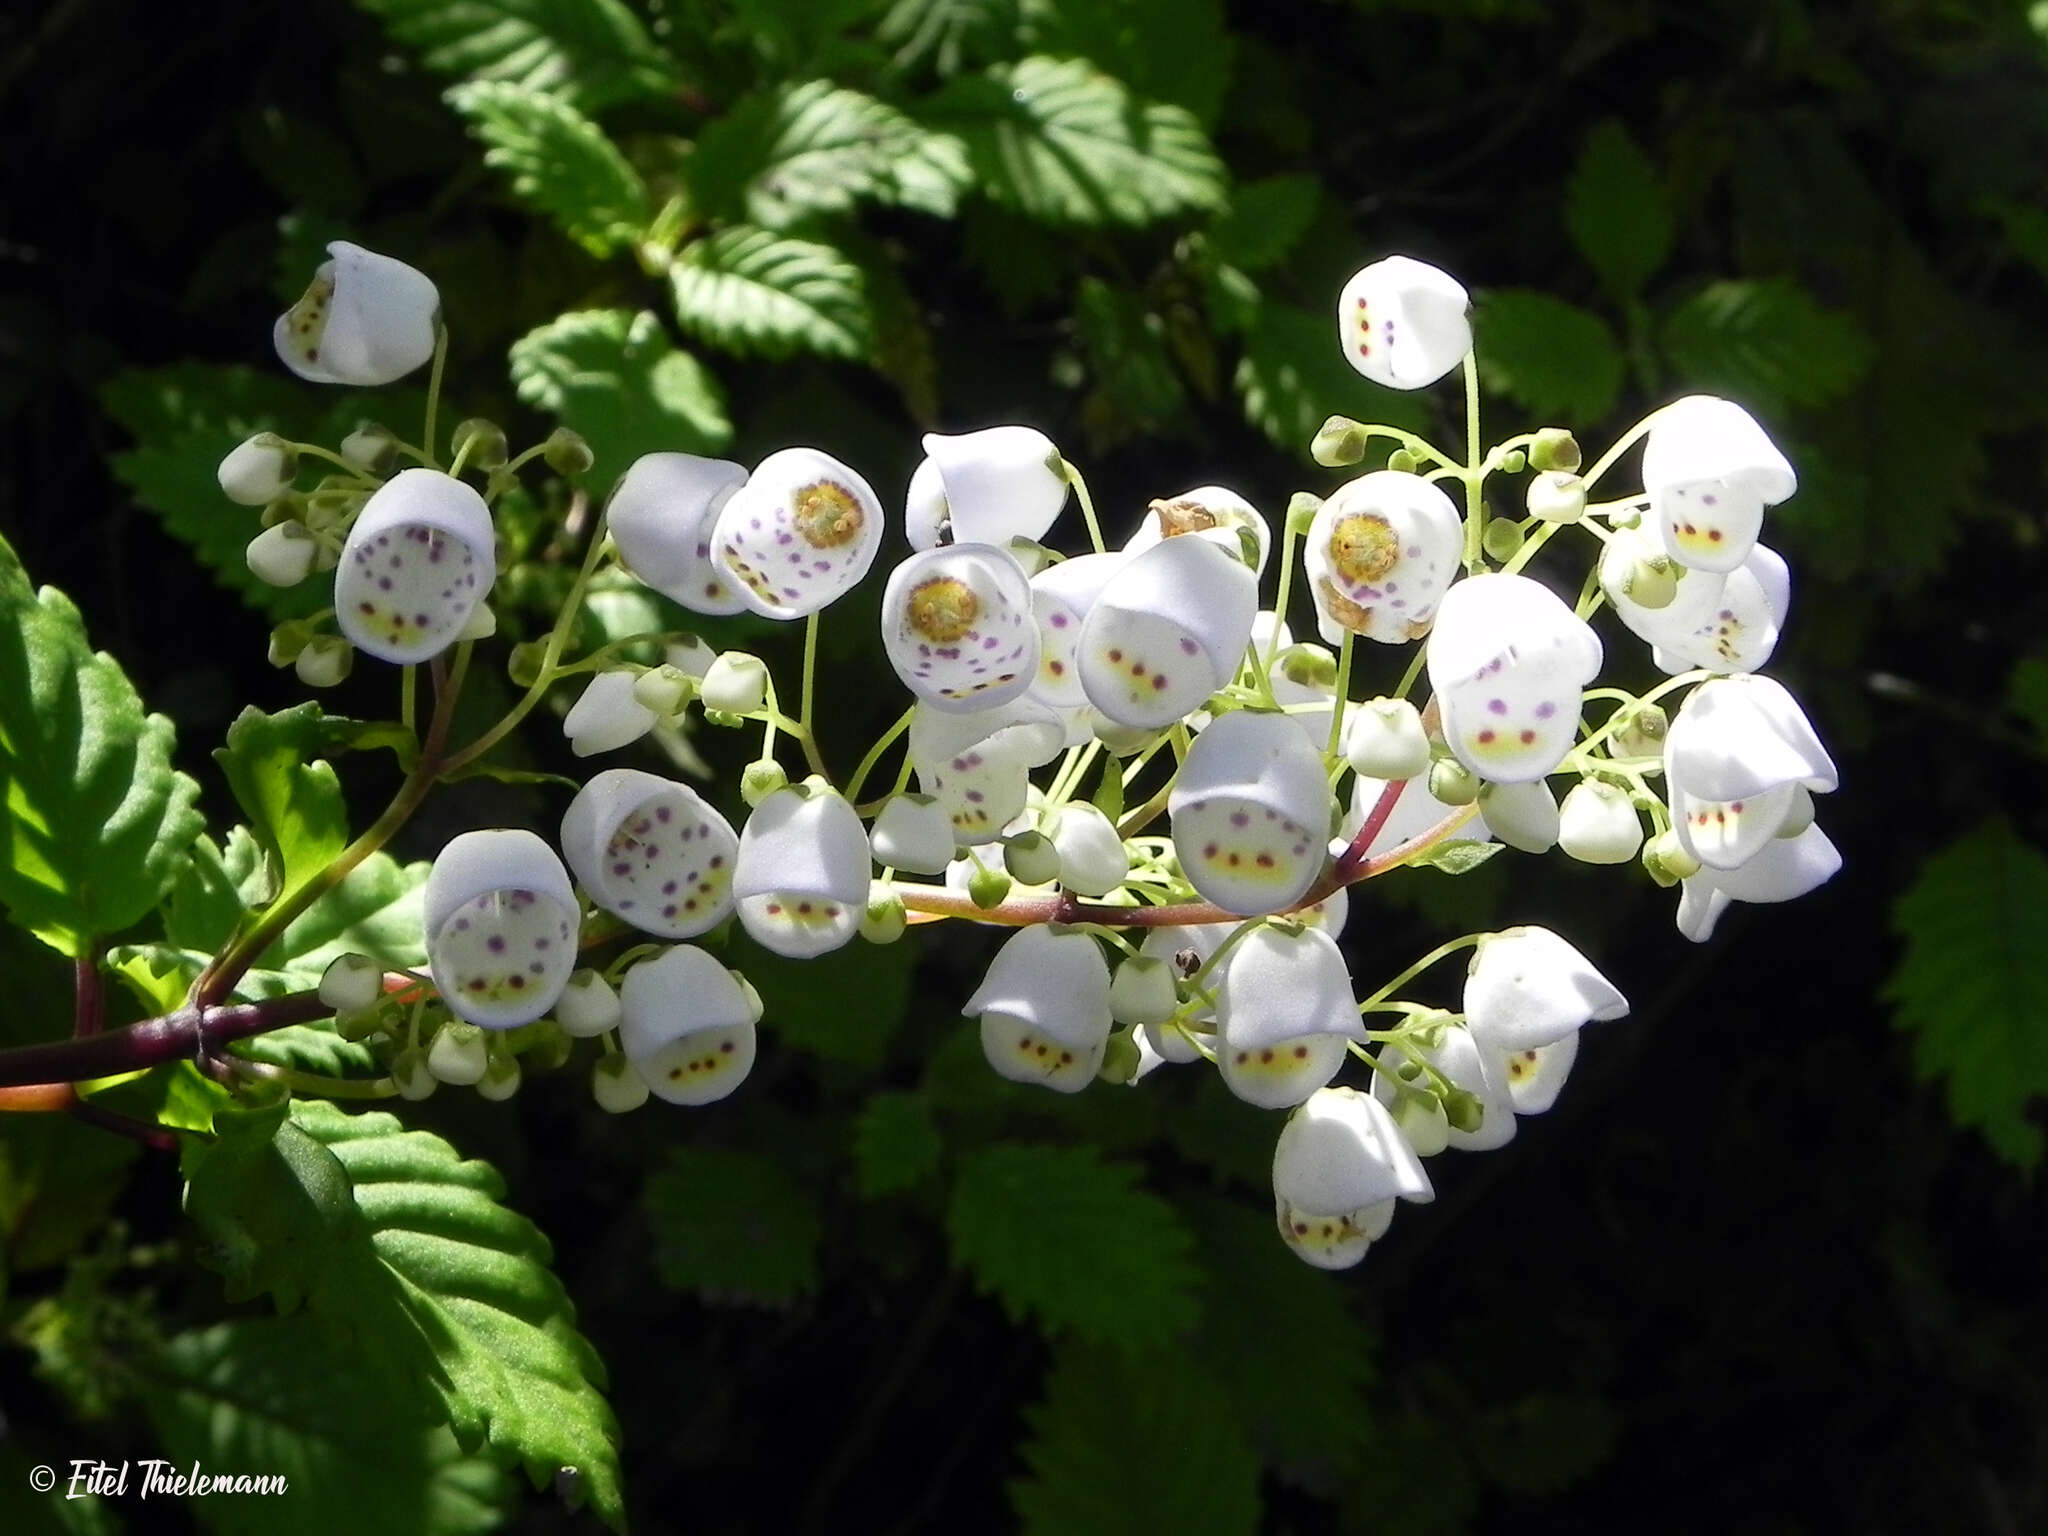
[2,0,2046,1532]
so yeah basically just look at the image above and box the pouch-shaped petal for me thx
[1376,1025,1517,1152]
[868,793,956,874]
[1666,676,1836,870]
[905,426,1067,551]
[1274,1086,1435,1216]
[1168,711,1332,915]
[1028,551,1127,709]
[1122,486,1271,575]
[732,785,870,957]
[1078,536,1257,728]
[1338,255,1472,391]
[1600,527,1789,676]
[617,946,760,1106]
[1276,1194,1395,1270]
[561,768,738,939]
[1429,574,1601,784]
[1218,1025,1348,1110]
[712,447,883,619]
[1463,926,1627,1054]
[605,453,750,615]
[1675,822,1842,943]
[336,469,494,663]
[1046,802,1129,897]
[1216,926,1365,1050]
[425,829,579,1029]
[274,241,439,386]
[1643,395,1796,574]
[563,671,657,757]
[966,927,1112,1093]
[1481,780,1559,854]
[910,696,1064,845]
[1305,470,1464,646]
[881,544,1038,712]
[1497,1031,1578,1115]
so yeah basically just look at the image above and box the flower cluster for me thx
[241,244,1839,1270]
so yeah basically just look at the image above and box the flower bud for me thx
[219,433,298,506]
[1529,428,1582,473]
[318,953,383,1015]
[1641,828,1701,886]
[592,1054,650,1114]
[267,620,313,667]
[246,521,319,587]
[1344,698,1432,781]
[543,427,594,477]
[563,671,657,757]
[1480,779,1559,854]
[632,664,693,719]
[475,1052,522,1102]
[1441,1086,1485,1134]
[1557,780,1642,864]
[701,651,769,714]
[392,1045,437,1100]
[1480,518,1524,564]
[740,759,788,807]
[1608,552,1680,610]
[1003,830,1062,887]
[1109,954,1179,1026]
[1428,757,1480,806]
[967,862,1012,909]
[861,884,908,944]
[295,635,354,688]
[1048,802,1129,897]
[1612,703,1669,759]
[869,793,955,875]
[427,1021,489,1085]
[341,422,398,474]
[275,241,440,387]
[555,970,622,1038]
[1284,492,1322,538]
[506,639,548,688]
[1276,644,1338,691]
[1386,448,1418,474]
[666,635,716,679]
[449,418,508,471]
[458,602,497,642]
[1526,471,1587,525]
[1500,449,1527,474]
[1311,415,1370,467]
[1098,1029,1142,1085]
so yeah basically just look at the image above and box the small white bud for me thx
[1343,698,1432,781]
[1003,830,1062,887]
[1109,954,1178,1026]
[318,953,383,1015]
[632,663,693,718]
[218,433,297,506]
[868,793,955,875]
[457,601,497,642]
[246,521,319,588]
[554,970,622,1037]
[1525,471,1587,525]
[427,1021,489,1085]
[392,1045,437,1100]
[341,421,398,474]
[666,636,717,679]
[1047,803,1129,897]
[563,670,657,757]
[1558,780,1643,864]
[1480,779,1559,855]
[475,1053,522,1101]
[591,1054,649,1113]
[860,884,908,944]
[700,651,769,714]
[295,634,354,688]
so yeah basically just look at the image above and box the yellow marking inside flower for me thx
[1505,1047,1540,1084]
[793,480,864,549]
[1669,517,1728,558]
[759,896,845,929]
[1279,1203,1371,1264]
[721,546,779,602]
[906,575,979,642]
[1329,511,1399,584]
[281,272,335,361]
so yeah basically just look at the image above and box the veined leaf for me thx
[1074,277,1186,450]
[877,0,1016,76]
[1888,819,2048,1168]
[670,227,871,361]
[1475,289,1625,422]
[645,1146,823,1306]
[447,81,648,255]
[852,1091,943,1197]
[1209,173,1320,272]
[1565,119,1671,301]
[216,704,350,906]
[354,0,671,111]
[1021,0,1234,126]
[947,1142,1200,1347]
[510,309,733,483]
[1660,278,1873,409]
[926,56,1226,226]
[0,533,205,957]
[1411,838,1504,876]
[1233,294,1430,453]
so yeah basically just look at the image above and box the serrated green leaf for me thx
[1474,289,1624,422]
[1011,1344,1258,1536]
[1565,119,1671,301]
[1234,295,1430,453]
[1209,173,1320,272]
[165,829,263,953]
[510,309,733,483]
[927,56,1226,226]
[670,228,872,361]
[1075,277,1186,449]
[877,0,1017,76]
[1412,838,1503,875]
[355,0,671,110]
[852,1091,943,1197]
[1022,0,1233,126]
[0,534,205,957]
[140,1317,511,1536]
[644,1146,822,1305]
[1887,819,2048,1168]
[447,81,647,255]
[216,704,350,906]
[86,1060,237,1135]
[947,1142,1200,1346]
[232,1021,381,1078]
[737,931,913,1067]
[692,80,970,227]
[1660,278,1873,409]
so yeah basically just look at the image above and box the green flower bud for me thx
[1641,828,1701,887]
[1529,427,1582,473]
[334,1006,385,1043]
[1386,447,1419,474]
[1526,471,1587,525]
[475,1053,523,1101]
[740,759,789,807]
[592,1054,649,1114]
[1428,756,1481,806]
[1612,703,1669,759]
[1499,449,1527,474]
[860,884,908,944]
[967,863,1013,910]
[258,491,305,529]
[1441,1086,1486,1134]
[1285,491,1323,538]
[506,639,548,688]
[268,619,315,668]
[1098,1029,1142,1085]
[1277,644,1339,690]
[450,418,508,471]
[1109,954,1178,1026]
[1481,517,1524,563]
[513,1019,573,1072]
[542,427,594,477]
[1609,554,1680,610]
[341,422,399,475]
[391,1045,437,1101]
[1311,415,1370,467]
[1003,830,1062,887]
[295,634,353,689]
[632,663,694,718]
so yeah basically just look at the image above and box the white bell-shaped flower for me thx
[335,469,494,664]
[1495,1032,1578,1116]
[1463,926,1627,1054]
[561,768,738,939]
[1027,552,1127,711]
[562,671,657,757]
[868,793,956,875]
[1305,471,1464,647]
[1121,486,1271,575]
[274,241,440,387]
[1344,774,1491,856]
[1272,1085,1433,1270]
[617,946,761,1106]
[605,453,750,615]
[1337,255,1473,391]
[1557,780,1643,864]
[1599,526,1789,676]
[965,927,1112,1093]
[904,426,1067,551]
[1168,711,1332,916]
[424,829,579,1029]
[1675,822,1842,943]
[1665,676,1837,871]
[731,784,870,957]
[1046,802,1129,897]
[881,544,1038,712]
[1214,929,1357,1111]
[711,447,883,619]
[1427,574,1602,784]
[1642,395,1796,574]
[1077,536,1256,729]
[1480,780,1559,854]
[909,696,1064,845]
[1376,1023,1518,1153]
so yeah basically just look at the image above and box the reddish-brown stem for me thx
[74,950,105,1038]
[0,990,330,1091]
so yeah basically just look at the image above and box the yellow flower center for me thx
[793,481,864,549]
[906,576,979,642]
[1329,511,1399,584]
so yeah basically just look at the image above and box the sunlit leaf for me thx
[1565,119,1671,301]
[1660,278,1872,409]
[1475,289,1624,422]
[354,0,671,110]
[669,227,872,361]
[447,81,647,255]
